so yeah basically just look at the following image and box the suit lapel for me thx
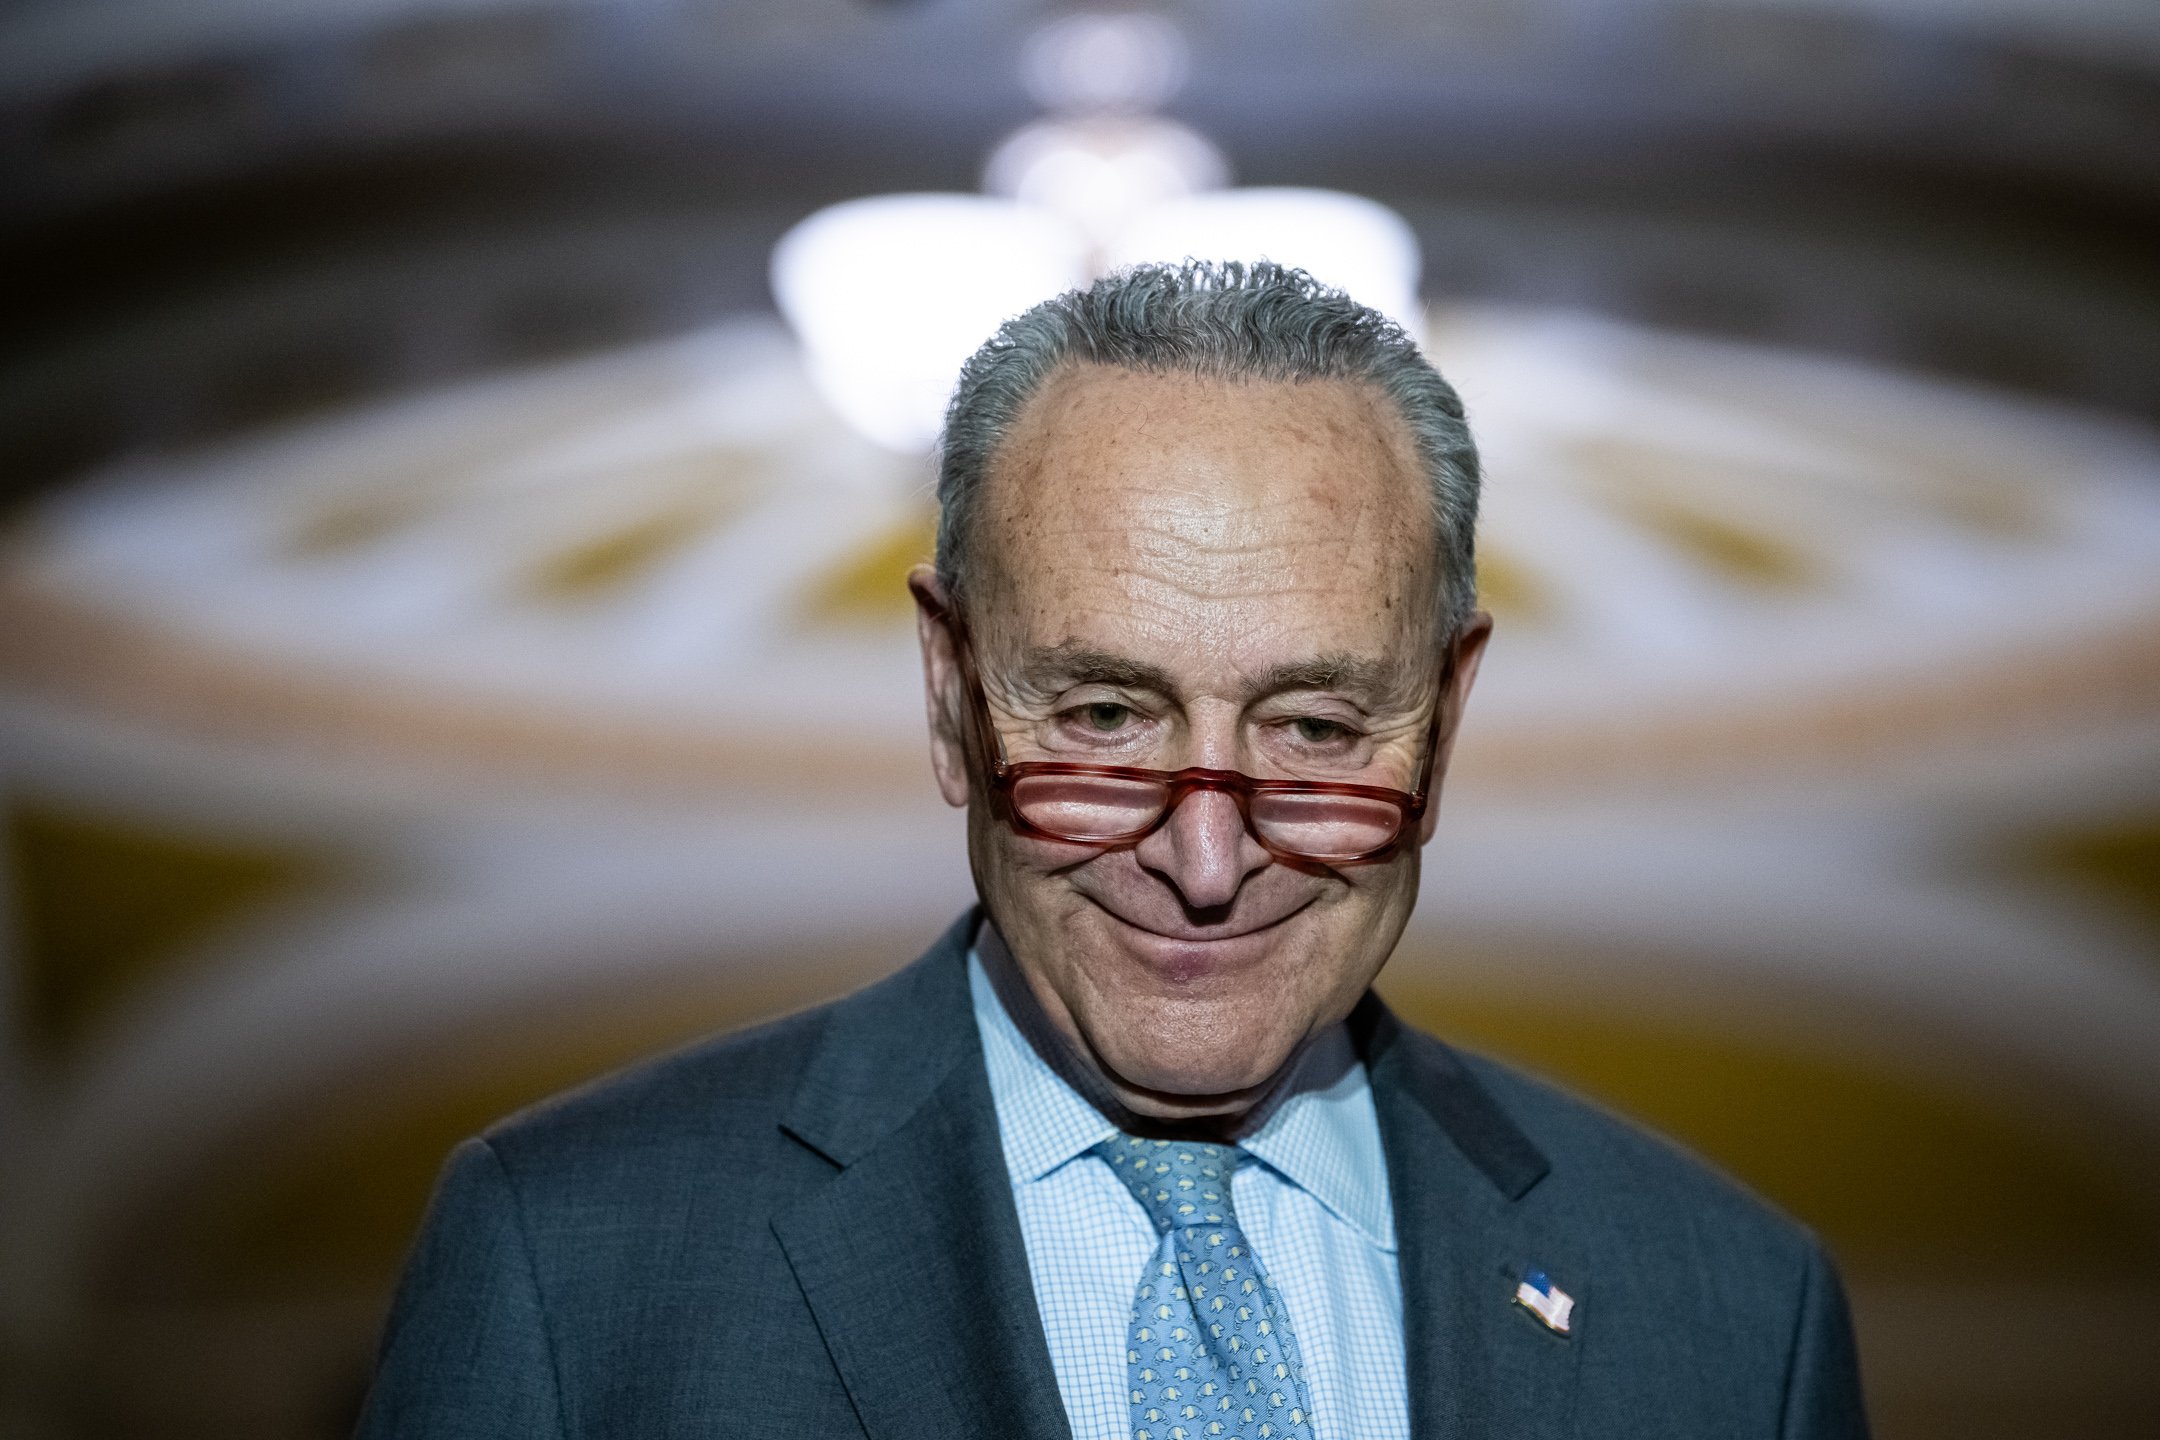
[772,913,1071,1440]
[1358,996,1584,1440]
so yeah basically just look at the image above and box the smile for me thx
[1091,897,1313,977]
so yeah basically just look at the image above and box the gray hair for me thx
[935,259,1480,633]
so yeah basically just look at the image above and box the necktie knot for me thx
[1093,1135,1245,1236]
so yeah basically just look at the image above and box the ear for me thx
[909,564,973,809]
[1417,610,1493,844]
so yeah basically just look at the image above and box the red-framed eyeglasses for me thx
[931,601,1456,865]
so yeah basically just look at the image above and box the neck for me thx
[975,916,1312,1142]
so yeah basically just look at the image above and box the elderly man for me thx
[360,263,1867,1439]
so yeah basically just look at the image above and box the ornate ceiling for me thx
[5,0,2159,497]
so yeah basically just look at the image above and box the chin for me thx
[1091,994,1308,1102]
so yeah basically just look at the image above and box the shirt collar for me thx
[967,945,1395,1254]
[971,947,1121,1185]
[1238,1022,1396,1252]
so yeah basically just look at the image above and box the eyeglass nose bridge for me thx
[1118,766,1267,845]
[988,763,1265,841]
[1157,765,1267,821]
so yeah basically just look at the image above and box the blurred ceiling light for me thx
[774,11,1420,452]
[1021,10,1189,114]
[776,182,1422,451]
[1107,187,1424,332]
[769,194,1088,452]
[983,115,1229,250]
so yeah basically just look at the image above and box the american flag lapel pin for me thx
[1514,1268,1575,1335]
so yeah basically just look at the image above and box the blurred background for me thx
[2,1,2158,1436]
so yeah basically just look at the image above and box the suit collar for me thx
[1351,989,1549,1199]
[777,909,984,1169]
[1354,992,1583,1440]
[772,910,1072,1440]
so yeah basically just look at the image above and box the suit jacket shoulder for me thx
[1358,1010,1866,1440]
[1459,1041,1816,1254]
[362,915,1014,1440]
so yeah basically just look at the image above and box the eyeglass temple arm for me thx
[1410,646,1462,806]
[925,596,1010,783]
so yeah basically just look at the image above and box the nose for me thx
[1131,786,1274,913]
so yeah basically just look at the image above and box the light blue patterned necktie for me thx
[1094,1136,1318,1440]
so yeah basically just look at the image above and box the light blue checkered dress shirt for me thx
[968,951,1410,1440]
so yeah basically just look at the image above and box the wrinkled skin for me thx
[911,363,1489,1130]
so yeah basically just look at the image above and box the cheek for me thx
[969,809,1104,899]
[1317,848,1419,904]
[1297,856,1421,965]
[1008,830,1107,874]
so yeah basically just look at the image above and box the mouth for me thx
[1091,897,1313,979]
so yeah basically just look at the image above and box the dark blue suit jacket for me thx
[359,912,1868,1438]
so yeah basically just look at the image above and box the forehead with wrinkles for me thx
[973,363,1439,662]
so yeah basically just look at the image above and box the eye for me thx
[1291,716,1354,744]
[1082,701,1133,732]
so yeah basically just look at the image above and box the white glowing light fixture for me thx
[770,194,1088,451]
[776,186,1424,453]
[1022,10,1188,114]
[984,116,1228,250]
[1107,187,1424,333]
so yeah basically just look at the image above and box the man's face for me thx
[913,364,1488,1122]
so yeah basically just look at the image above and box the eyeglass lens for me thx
[1008,772,1407,860]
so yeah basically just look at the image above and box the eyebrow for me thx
[1248,653,1401,700]
[1018,644,1180,696]
[1017,643,1405,706]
